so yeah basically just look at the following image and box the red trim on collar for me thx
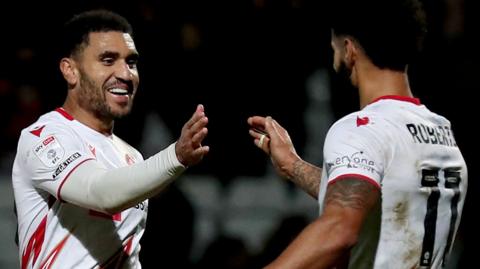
[371,95,421,105]
[55,107,74,121]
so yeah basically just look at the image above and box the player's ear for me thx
[343,37,358,68]
[60,58,78,87]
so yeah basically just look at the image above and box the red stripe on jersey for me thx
[22,216,47,269]
[54,107,74,121]
[371,95,421,105]
[57,158,95,201]
[39,233,71,269]
[329,173,381,190]
[89,210,122,221]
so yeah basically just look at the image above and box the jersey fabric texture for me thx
[13,108,147,269]
[318,96,467,269]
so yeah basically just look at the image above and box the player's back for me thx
[355,98,468,268]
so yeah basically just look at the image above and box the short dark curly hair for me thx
[330,0,427,71]
[60,9,133,58]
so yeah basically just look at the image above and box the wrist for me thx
[282,152,303,180]
[170,142,187,169]
[172,142,188,168]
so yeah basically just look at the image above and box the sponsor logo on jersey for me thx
[52,152,82,179]
[327,151,376,175]
[47,149,57,159]
[406,123,457,147]
[33,135,65,167]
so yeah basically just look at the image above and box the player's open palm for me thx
[176,104,209,166]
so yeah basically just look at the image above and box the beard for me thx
[334,60,353,87]
[331,60,359,112]
[77,68,133,121]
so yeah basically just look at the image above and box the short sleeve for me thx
[323,114,387,188]
[18,123,95,198]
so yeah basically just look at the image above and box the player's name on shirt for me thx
[406,123,456,147]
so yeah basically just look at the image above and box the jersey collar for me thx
[55,107,74,121]
[370,95,421,106]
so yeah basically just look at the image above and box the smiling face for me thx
[73,31,139,120]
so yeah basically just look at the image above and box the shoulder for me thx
[420,105,452,126]
[327,111,386,142]
[19,113,76,148]
[17,112,84,166]
[322,112,387,187]
[323,110,396,166]
[112,135,144,160]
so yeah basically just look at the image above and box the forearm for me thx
[288,159,321,199]
[265,215,355,269]
[60,143,185,214]
[266,178,380,269]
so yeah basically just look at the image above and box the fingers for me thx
[188,145,210,164]
[247,116,266,130]
[184,105,209,146]
[248,115,290,155]
[192,127,208,146]
[258,134,267,148]
[266,116,287,141]
[255,134,270,153]
[176,105,210,166]
[190,115,208,133]
[185,104,206,130]
[193,145,210,156]
[250,116,275,136]
[264,116,274,133]
[190,117,208,148]
[196,104,204,113]
[247,116,270,154]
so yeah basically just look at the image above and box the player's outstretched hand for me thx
[176,104,209,166]
[247,116,301,179]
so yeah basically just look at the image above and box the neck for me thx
[355,63,413,109]
[63,98,114,136]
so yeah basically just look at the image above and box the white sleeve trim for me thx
[59,143,186,213]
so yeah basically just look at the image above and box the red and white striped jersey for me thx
[13,108,147,269]
[318,96,467,269]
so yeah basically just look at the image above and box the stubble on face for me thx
[334,59,353,87]
[331,34,353,87]
[77,66,133,121]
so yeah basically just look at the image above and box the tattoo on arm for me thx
[326,179,378,210]
[291,159,322,199]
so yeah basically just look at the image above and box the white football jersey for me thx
[318,96,467,269]
[13,108,147,269]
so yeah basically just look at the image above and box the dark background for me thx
[0,0,477,268]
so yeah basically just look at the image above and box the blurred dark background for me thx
[0,0,477,268]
